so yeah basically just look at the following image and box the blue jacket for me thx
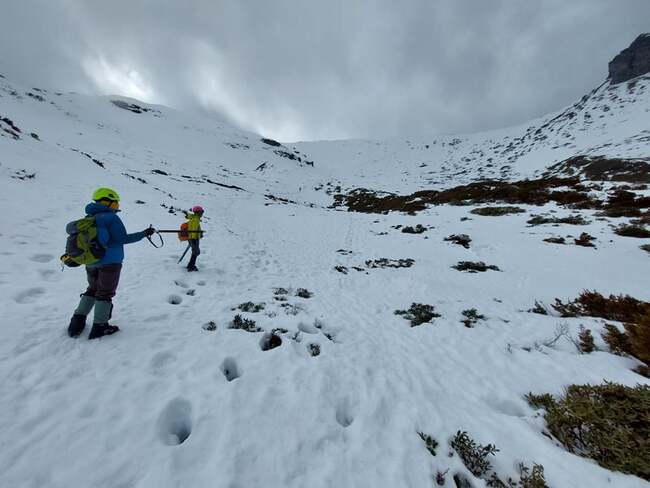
[85,203,145,265]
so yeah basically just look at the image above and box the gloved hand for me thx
[144,227,156,236]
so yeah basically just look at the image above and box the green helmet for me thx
[92,187,120,202]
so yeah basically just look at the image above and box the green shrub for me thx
[461,308,486,328]
[449,431,549,487]
[435,470,447,486]
[366,258,415,269]
[450,430,498,478]
[308,343,320,357]
[527,214,589,226]
[395,303,441,327]
[237,301,265,312]
[453,261,501,273]
[230,314,261,332]
[202,321,217,331]
[526,383,650,480]
[295,288,314,298]
[525,393,555,411]
[487,463,549,488]
[528,301,548,315]
[273,287,289,301]
[417,432,438,456]
[402,224,427,234]
[510,464,549,488]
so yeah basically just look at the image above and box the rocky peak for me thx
[608,33,650,84]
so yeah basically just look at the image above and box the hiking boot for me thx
[187,265,199,272]
[68,314,87,337]
[88,323,120,340]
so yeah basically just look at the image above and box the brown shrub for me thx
[444,234,472,248]
[635,364,650,378]
[333,177,598,214]
[615,224,650,238]
[543,236,566,244]
[431,177,582,206]
[544,155,650,183]
[552,291,650,322]
[632,213,650,226]
[332,188,430,214]
[600,207,642,218]
[574,232,596,247]
[607,189,650,208]
[602,324,633,356]
[598,190,650,218]
[578,326,596,353]
[624,312,650,365]
[470,206,525,216]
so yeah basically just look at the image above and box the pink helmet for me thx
[192,205,204,213]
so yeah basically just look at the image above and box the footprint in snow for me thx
[196,280,206,286]
[221,357,241,381]
[30,254,54,263]
[144,313,169,323]
[150,351,177,375]
[174,280,189,289]
[260,332,282,351]
[38,269,60,281]
[335,400,355,428]
[297,321,319,334]
[157,398,193,446]
[15,287,46,304]
[168,295,183,305]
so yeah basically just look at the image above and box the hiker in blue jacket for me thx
[67,187,155,339]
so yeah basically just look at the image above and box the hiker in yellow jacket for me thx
[186,205,204,272]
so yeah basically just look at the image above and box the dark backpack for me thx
[60,216,105,267]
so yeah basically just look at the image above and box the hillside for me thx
[1,42,649,488]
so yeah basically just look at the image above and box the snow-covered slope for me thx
[1,70,649,488]
[295,76,650,193]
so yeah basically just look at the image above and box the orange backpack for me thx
[178,222,189,241]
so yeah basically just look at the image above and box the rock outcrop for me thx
[608,33,650,84]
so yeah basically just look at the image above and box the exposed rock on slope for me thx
[609,33,650,84]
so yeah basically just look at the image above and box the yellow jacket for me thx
[186,213,202,239]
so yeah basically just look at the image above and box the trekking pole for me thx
[178,243,191,264]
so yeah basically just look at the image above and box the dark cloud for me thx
[1,1,649,141]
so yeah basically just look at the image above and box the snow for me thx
[1,73,649,487]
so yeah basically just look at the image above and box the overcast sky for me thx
[1,1,649,141]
